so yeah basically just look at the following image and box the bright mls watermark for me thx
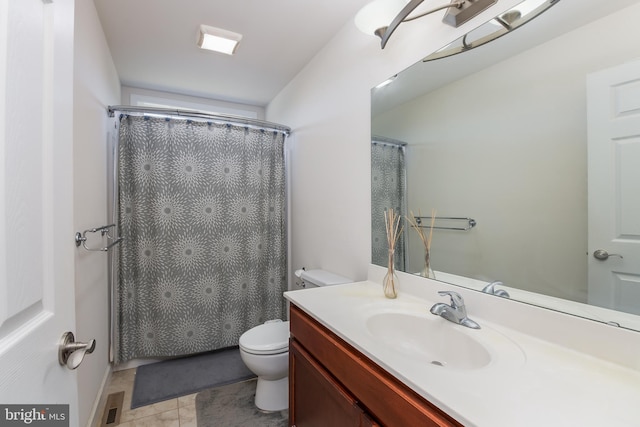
[0,405,69,426]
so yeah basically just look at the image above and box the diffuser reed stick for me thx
[383,208,403,298]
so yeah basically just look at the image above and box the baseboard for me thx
[86,366,111,427]
[113,358,163,371]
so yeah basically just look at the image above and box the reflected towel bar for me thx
[413,216,476,231]
[75,224,123,252]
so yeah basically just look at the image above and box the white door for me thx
[0,0,79,423]
[587,59,640,316]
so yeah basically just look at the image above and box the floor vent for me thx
[100,391,124,426]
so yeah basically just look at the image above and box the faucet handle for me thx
[437,290,465,309]
[482,281,510,298]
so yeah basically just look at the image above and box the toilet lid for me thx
[239,321,290,355]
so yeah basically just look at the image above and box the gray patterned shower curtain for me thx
[114,114,287,364]
[371,139,407,271]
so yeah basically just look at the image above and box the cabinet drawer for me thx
[290,304,461,427]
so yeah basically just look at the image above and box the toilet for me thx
[238,269,352,411]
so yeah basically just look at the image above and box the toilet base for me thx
[254,376,289,411]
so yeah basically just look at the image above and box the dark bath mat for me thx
[131,346,255,409]
[196,379,288,427]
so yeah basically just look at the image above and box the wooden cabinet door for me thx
[289,304,462,427]
[290,339,376,427]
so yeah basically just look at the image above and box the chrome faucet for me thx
[482,281,510,298]
[430,291,481,329]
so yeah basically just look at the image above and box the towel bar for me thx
[75,224,123,252]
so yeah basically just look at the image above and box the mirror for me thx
[371,0,640,331]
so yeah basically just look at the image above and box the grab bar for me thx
[413,216,476,231]
[75,224,123,252]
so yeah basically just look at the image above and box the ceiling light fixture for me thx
[197,25,242,55]
[355,0,497,49]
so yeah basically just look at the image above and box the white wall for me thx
[266,1,522,284]
[120,86,265,119]
[73,0,121,425]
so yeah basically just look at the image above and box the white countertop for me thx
[285,279,640,427]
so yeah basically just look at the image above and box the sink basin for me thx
[366,312,492,370]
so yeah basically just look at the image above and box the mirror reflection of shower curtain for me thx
[112,114,287,364]
[371,138,407,271]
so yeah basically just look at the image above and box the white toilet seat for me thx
[239,320,290,355]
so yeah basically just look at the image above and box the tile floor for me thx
[100,368,196,427]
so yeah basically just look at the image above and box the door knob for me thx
[58,332,96,370]
[593,249,623,261]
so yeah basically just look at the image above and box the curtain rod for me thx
[108,105,291,136]
[372,135,407,146]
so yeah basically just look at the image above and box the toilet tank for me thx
[296,269,352,289]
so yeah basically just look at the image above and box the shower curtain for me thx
[114,114,287,364]
[371,138,407,271]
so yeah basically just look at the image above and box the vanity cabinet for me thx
[289,304,462,427]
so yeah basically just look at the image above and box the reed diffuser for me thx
[383,208,403,299]
[407,209,436,279]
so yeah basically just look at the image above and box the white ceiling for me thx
[93,0,372,107]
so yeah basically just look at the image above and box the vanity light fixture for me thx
[422,0,558,61]
[493,0,548,29]
[375,75,397,89]
[355,0,497,49]
[197,25,242,55]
